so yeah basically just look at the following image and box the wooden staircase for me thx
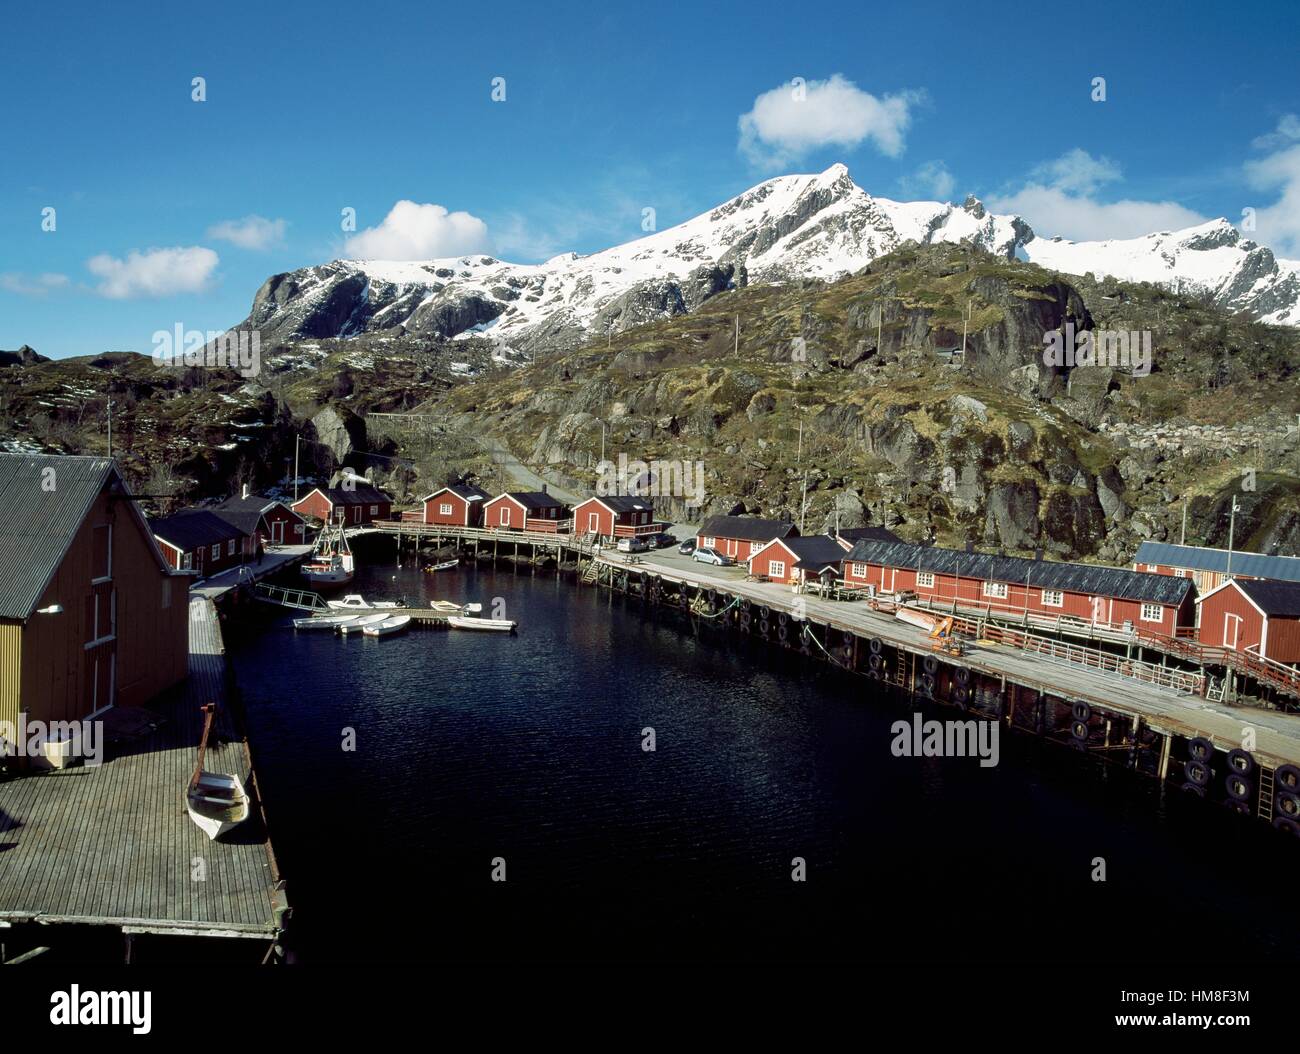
[580,559,601,584]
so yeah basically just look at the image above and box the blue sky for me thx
[2,0,1298,358]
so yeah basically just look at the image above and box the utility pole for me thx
[1180,500,1187,546]
[294,434,300,502]
[734,315,739,356]
[961,300,971,363]
[877,303,883,353]
[1227,497,1240,578]
[800,471,808,534]
[106,399,113,459]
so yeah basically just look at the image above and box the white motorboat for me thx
[185,704,251,842]
[363,614,412,637]
[327,594,401,611]
[447,615,517,632]
[301,522,355,586]
[293,613,361,630]
[424,559,459,572]
[340,613,389,634]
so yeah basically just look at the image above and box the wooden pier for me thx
[0,597,288,962]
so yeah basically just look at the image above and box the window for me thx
[983,581,1008,599]
[181,552,193,570]
[917,572,935,588]
[211,544,220,560]
[370,505,379,516]
[91,523,111,581]
[227,539,236,555]
[1173,569,1186,578]
[439,503,453,515]
[1041,589,1064,607]
[702,537,715,548]
[85,587,115,645]
[851,563,867,578]
[770,561,786,579]
[1140,603,1163,622]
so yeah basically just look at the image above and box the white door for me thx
[271,520,284,544]
[499,507,510,527]
[1224,613,1242,650]
[588,512,600,534]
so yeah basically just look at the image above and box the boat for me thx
[340,613,389,634]
[301,521,355,586]
[326,594,401,611]
[447,615,517,632]
[424,559,459,572]
[293,613,361,630]
[363,614,412,637]
[185,704,251,841]
[429,600,483,614]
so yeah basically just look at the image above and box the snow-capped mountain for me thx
[235,164,1300,354]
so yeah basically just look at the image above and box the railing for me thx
[253,583,330,612]
[365,520,598,556]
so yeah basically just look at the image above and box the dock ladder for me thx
[1259,767,1275,821]
[253,583,330,612]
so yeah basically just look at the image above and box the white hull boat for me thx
[363,614,412,637]
[447,615,517,632]
[425,559,459,572]
[340,613,389,634]
[429,600,483,615]
[293,613,361,630]
[185,704,251,842]
[302,522,355,586]
[328,593,401,611]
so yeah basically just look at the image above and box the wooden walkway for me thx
[0,598,285,943]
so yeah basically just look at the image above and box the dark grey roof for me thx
[421,483,491,503]
[837,526,902,545]
[211,494,299,535]
[149,509,247,552]
[1236,578,1300,618]
[844,539,1193,606]
[775,535,851,569]
[0,455,118,621]
[1133,541,1300,584]
[586,494,655,514]
[496,491,566,511]
[699,516,799,542]
[319,483,392,506]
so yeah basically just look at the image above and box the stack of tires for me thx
[1070,701,1091,751]
[951,667,971,710]
[866,638,884,679]
[777,611,790,647]
[1182,737,1215,798]
[1274,764,1300,835]
[919,655,937,700]
[739,599,752,635]
[838,630,855,667]
[1222,748,1256,816]
[758,606,771,639]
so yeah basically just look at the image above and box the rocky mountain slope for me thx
[231,165,1300,360]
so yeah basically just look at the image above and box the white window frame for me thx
[85,588,116,649]
[1041,589,1064,608]
[702,537,715,548]
[499,507,510,526]
[983,581,1008,599]
[769,561,786,579]
[917,572,935,589]
[228,539,236,555]
[851,562,867,578]
[370,504,379,516]
[211,543,220,560]
[440,503,454,516]
[1140,603,1163,623]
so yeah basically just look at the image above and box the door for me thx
[1224,613,1242,650]
[588,512,600,534]
[499,507,510,527]
[271,519,284,544]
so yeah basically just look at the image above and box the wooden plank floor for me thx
[0,598,280,937]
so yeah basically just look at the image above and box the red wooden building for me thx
[697,516,798,563]
[841,539,1196,636]
[571,495,662,541]
[417,484,491,527]
[291,481,393,526]
[748,535,850,585]
[212,487,306,548]
[149,510,250,578]
[1196,578,1300,663]
[482,490,570,532]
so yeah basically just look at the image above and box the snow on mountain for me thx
[235,165,1300,355]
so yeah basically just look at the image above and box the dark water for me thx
[226,552,1300,964]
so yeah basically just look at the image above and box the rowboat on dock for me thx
[185,704,251,842]
[293,613,361,630]
[424,559,459,572]
[340,613,389,635]
[327,594,401,610]
[447,615,517,633]
[363,614,412,637]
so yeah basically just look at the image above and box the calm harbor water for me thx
[226,553,1299,964]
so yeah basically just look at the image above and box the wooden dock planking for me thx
[0,597,282,940]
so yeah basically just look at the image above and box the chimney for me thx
[1033,547,1043,561]
[541,483,548,494]
[964,540,974,554]
[241,483,250,501]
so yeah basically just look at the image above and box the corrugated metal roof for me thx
[0,454,115,621]
[699,516,798,542]
[780,535,849,568]
[837,526,902,544]
[583,494,654,514]
[1133,541,1300,584]
[149,509,247,551]
[845,539,1193,605]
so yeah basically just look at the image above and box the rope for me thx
[801,622,848,668]
[691,595,742,619]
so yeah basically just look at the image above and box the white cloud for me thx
[87,247,219,299]
[738,75,922,167]
[900,160,955,201]
[344,201,490,260]
[1245,116,1300,257]
[989,149,1207,240]
[207,215,287,251]
[0,272,70,297]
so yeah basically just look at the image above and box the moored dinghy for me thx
[340,612,389,634]
[447,615,517,632]
[185,704,251,842]
[363,614,412,637]
[293,613,362,630]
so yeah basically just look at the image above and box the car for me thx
[616,536,648,553]
[677,538,697,555]
[692,546,733,566]
[648,532,678,549]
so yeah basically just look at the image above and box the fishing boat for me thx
[301,521,354,586]
[447,615,517,632]
[326,594,401,610]
[424,559,459,572]
[293,613,361,630]
[363,614,412,637]
[340,613,389,634]
[185,704,251,842]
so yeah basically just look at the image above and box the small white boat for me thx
[340,613,389,634]
[363,614,412,637]
[424,559,459,572]
[327,594,401,611]
[429,600,484,615]
[293,613,361,630]
[301,522,355,586]
[185,704,251,842]
[447,615,517,632]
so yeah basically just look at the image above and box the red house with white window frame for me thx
[417,484,491,527]
[571,495,662,541]
[482,490,571,532]
[748,535,851,585]
[697,516,798,563]
[841,539,1196,636]
[291,482,393,526]
[1196,578,1300,663]
[149,510,250,578]
[212,489,307,548]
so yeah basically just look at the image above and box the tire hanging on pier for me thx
[1072,701,1092,723]
[778,623,790,645]
[1275,764,1300,791]
[1225,773,1253,802]
[954,667,970,687]
[952,685,969,710]
[1272,815,1300,837]
[869,637,883,655]
[1274,790,1300,818]
[1223,799,1251,817]
[1226,748,1255,776]
[1071,719,1090,743]
[867,654,883,679]
[1188,736,1215,763]
[1184,758,1211,787]
[923,655,939,675]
